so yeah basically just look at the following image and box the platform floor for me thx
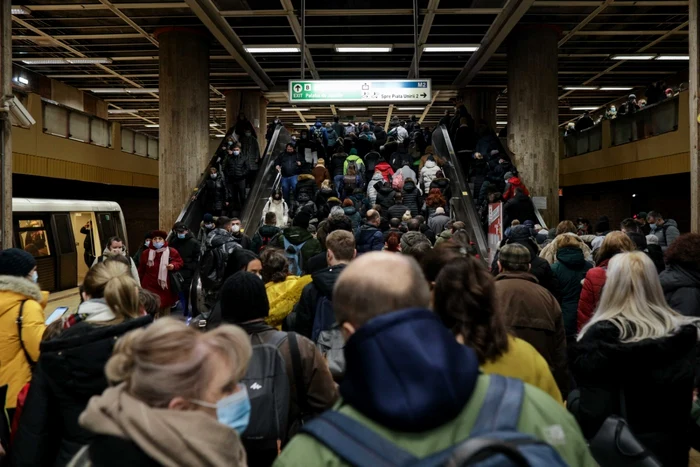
[46,287,81,319]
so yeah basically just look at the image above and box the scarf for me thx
[147,245,170,290]
[79,384,247,467]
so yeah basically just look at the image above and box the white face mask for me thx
[232,224,241,233]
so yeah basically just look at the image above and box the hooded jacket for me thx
[342,206,362,231]
[429,177,451,201]
[374,182,397,215]
[168,233,201,282]
[262,197,289,228]
[374,161,394,182]
[0,276,46,410]
[366,172,385,205]
[428,212,450,234]
[503,176,530,201]
[330,151,348,177]
[576,258,610,332]
[503,192,538,228]
[650,219,680,251]
[71,383,247,467]
[290,264,347,339]
[325,127,339,149]
[252,224,282,254]
[389,148,412,172]
[343,154,366,175]
[571,322,698,467]
[660,265,700,317]
[539,233,594,266]
[355,223,384,254]
[312,164,330,188]
[92,248,140,283]
[265,276,313,328]
[12,316,153,467]
[273,226,323,275]
[363,151,381,179]
[397,165,417,185]
[434,229,452,247]
[274,309,595,467]
[551,247,593,336]
[295,174,318,202]
[401,180,422,217]
[419,160,440,193]
[493,272,569,396]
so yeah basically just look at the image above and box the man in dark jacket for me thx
[276,143,303,206]
[331,116,345,143]
[272,212,322,275]
[230,218,253,251]
[223,144,249,214]
[493,243,569,396]
[374,182,396,219]
[401,179,422,217]
[387,194,410,221]
[169,222,201,309]
[252,212,282,254]
[383,218,405,242]
[355,210,384,254]
[647,211,681,252]
[413,216,436,245]
[200,166,229,216]
[289,230,355,339]
[329,148,348,192]
[503,188,537,227]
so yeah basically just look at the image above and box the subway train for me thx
[12,198,127,293]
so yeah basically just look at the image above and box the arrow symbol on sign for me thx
[293,84,302,93]
[420,92,427,98]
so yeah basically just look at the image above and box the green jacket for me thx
[434,229,452,246]
[274,374,596,467]
[343,155,365,175]
[550,246,593,336]
[274,226,322,275]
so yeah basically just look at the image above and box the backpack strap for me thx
[470,374,524,437]
[16,301,36,368]
[300,411,417,467]
[288,332,312,416]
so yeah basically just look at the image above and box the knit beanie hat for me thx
[219,272,269,324]
[203,213,214,223]
[0,248,37,277]
[317,158,325,166]
[349,148,358,156]
[294,211,311,229]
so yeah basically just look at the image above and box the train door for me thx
[14,216,56,292]
[70,212,96,282]
[50,214,78,290]
[95,212,119,251]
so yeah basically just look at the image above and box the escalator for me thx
[431,125,488,259]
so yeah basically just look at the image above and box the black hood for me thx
[311,264,346,297]
[258,224,281,237]
[660,265,700,294]
[403,180,417,192]
[378,183,395,195]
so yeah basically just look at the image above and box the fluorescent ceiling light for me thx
[14,76,29,85]
[655,55,689,60]
[108,109,139,114]
[209,123,219,127]
[145,124,159,128]
[423,46,479,53]
[397,107,425,110]
[215,134,226,137]
[497,121,508,125]
[281,108,309,111]
[89,88,158,94]
[245,46,300,53]
[599,86,633,91]
[337,107,367,111]
[564,86,598,90]
[571,106,600,111]
[21,57,112,64]
[11,6,30,15]
[610,55,655,60]
[293,123,311,126]
[335,46,392,53]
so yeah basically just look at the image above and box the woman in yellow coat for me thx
[0,249,47,417]
[260,248,312,328]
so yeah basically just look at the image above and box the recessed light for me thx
[145,124,159,128]
[397,107,425,111]
[599,87,633,91]
[209,123,219,127]
[423,46,479,53]
[245,47,300,53]
[571,106,601,111]
[281,108,310,111]
[497,121,508,125]
[293,123,311,126]
[14,76,29,85]
[564,86,598,91]
[89,88,158,94]
[337,107,368,111]
[108,109,139,114]
[335,46,392,53]
[610,55,655,61]
[21,57,112,64]
[12,6,30,15]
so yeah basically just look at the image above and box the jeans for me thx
[281,175,298,206]
[333,175,345,197]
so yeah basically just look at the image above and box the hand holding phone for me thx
[46,307,69,325]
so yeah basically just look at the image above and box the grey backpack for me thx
[316,323,346,382]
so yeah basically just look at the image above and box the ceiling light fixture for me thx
[497,121,508,125]
[14,76,29,85]
[655,55,689,60]
[397,107,425,110]
[108,109,139,114]
[11,6,30,15]
[337,107,368,111]
[89,88,158,94]
[564,86,599,90]
[209,123,219,127]
[571,106,601,111]
[610,55,655,60]
[599,86,633,91]
[423,45,479,53]
[293,122,311,126]
[21,57,113,65]
[335,46,393,53]
[281,108,309,111]
[245,46,300,53]
[145,124,159,128]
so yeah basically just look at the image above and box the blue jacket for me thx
[355,224,384,254]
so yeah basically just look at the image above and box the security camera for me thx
[5,96,35,128]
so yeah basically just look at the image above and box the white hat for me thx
[436,207,445,215]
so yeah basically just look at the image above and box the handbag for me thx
[169,270,185,295]
[587,389,662,467]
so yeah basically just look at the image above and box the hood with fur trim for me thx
[0,275,42,303]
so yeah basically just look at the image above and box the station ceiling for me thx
[10,0,690,136]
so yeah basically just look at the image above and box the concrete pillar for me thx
[0,0,11,249]
[258,95,268,154]
[459,88,498,132]
[157,27,210,231]
[690,0,700,232]
[225,91,241,131]
[507,26,559,227]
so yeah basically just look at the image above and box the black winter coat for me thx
[295,175,318,202]
[429,178,452,201]
[387,203,411,221]
[660,265,700,317]
[290,264,347,339]
[169,233,201,282]
[503,193,538,227]
[201,177,229,212]
[329,152,348,177]
[83,436,160,467]
[12,316,153,467]
[363,151,381,180]
[389,149,411,172]
[276,151,302,178]
[374,182,396,216]
[355,224,384,254]
[223,154,249,181]
[571,322,699,467]
[401,180,422,217]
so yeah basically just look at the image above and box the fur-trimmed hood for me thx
[0,274,42,304]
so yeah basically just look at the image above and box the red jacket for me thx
[503,177,530,200]
[576,259,610,332]
[375,161,395,182]
[139,244,184,309]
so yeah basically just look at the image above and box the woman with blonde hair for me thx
[571,251,700,466]
[260,248,312,328]
[12,262,153,466]
[67,318,252,466]
[577,231,637,331]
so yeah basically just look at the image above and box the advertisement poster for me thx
[488,202,503,265]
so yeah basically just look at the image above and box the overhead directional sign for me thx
[288,79,432,103]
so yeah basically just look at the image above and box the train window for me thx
[19,220,44,229]
[96,213,117,246]
[52,215,75,253]
[19,230,51,257]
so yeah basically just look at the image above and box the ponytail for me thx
[84,261,140,324]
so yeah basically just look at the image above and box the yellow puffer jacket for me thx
[265,275,312,328]
[0,275,47,409]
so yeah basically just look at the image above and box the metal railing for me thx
[563,124,602,158]
[610,96,679,146]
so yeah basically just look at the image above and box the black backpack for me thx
[199,244,228,290]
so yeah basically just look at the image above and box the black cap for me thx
[173,222,188,233]
[0,249,37,277]
[203,213,214,223]
[219,271,269,324]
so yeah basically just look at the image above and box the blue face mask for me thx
[233,150,240,156]
[177,233,186,239]
[192,385,250,434]
[31,271,38,283]
[153,241,164,249]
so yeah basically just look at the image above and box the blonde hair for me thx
[595,231,637,265]
[556,233,583,249]
[579,252,699,343]
[105,318,252,408]
[83,261,140,324]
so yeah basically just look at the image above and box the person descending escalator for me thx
[309,120,328,162]
[275,143,303,207]
[223,144,249,216]
[241,129,261,193]
[197,166,229,217]
[262,190,289,229]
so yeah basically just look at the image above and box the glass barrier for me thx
[121,128,158,159]
[563,124,603,158]
[611,96,679,146]
[41,99,114,149]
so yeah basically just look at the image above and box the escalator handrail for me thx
[433,125,489,259]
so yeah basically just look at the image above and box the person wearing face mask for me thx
[266,117,282,142]
[138,230,184,316]
[275,143,303,206]
[234,113,257,139]
[295,129,315,168]
[262,190,289,229]
[0,249,47,422]
[66,318,251,466]
[169,222,201,311]
[230,218,253,251]
[92,236,140,284]
[223,144,250,215]
[198,166,230,217]
[199,213,217,249]
[241,129,261,190]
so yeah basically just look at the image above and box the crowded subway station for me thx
[1,0,700,465]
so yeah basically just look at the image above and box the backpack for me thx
[300,374,568,467]
[258,232,275,253]
[312,128,325,146]
[392,171,404,191]
[283,237,308,276]
[241,332,291,455]
[346,160,359,176]
[311,295,335,342]
[344,175,358,190]
[199,244,228,290]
